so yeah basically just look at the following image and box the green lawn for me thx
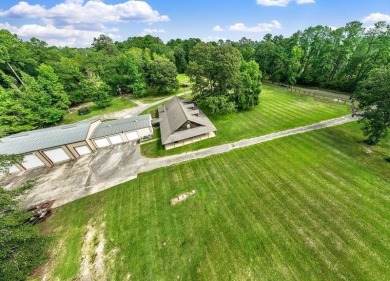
[41,122,390,280]
[61,97,137,124]
[133,74,191,104]
[141,84,351,157]
[177,73,190,83]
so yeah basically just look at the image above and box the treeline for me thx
[0,33,183,135]
[1,20,389,135]
[252,21,390,92]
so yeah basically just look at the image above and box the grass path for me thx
[42,122,390,280]
[61,97,137,124]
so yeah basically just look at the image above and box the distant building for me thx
[158,96,216,150]
[0,115,153,174]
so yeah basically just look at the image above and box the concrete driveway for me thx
[0,142,141,208]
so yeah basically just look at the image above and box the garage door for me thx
[137,128,151,138]
[109,135,124,145]
[22,154,45,169]
[8,165,21,174]
[94,138,110,148]
[125,131,139,141]
[75,145,92,156]
[44,148,71,163]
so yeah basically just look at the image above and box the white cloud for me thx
[256,0,315,6]
[0,22,119,47]
[0,0,169,46]
[229,20,282,33]
[256,0,290,6]
[0,0,169,24]
[213,25,224,32]
[362,12,390,23]
[140,28,166,36]
[296,0,315,4]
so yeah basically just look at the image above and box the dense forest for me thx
[0,20,389,136]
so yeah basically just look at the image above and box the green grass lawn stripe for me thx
[43,121,389,280]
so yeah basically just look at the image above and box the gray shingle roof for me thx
[91,114,151,139]
[158,96,216,145]
[0,121,94,155]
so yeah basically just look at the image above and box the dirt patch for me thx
[364,146,374,155]
[171,190,196,205]
[79,220,107,281]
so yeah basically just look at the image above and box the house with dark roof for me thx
[0,114,152,174]
[158,96,216,150]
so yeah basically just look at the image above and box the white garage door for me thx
[44,148,71,163]
[94,138,110,148]
[109,135,124,145]
[23,154,45,169]
[9,165,21,174]
[75,145,92,156]
[125,131,139,141]
[137,128,151,138]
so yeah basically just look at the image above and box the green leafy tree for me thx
[173,47,187,73]
[0,86,33,133]
[188,43,242,100]
[0,154,23,174]
[204,96,236,115]
[0,187,49,281]
[51,57,87,104]
[352,66,390,144]
[147,58,179,94]
[37,64,70,110]
[286,46,303,86]
[236,60,262,110]
[82,74,112,108]
[92,34,117,56]
[187,43,244,113]
[117,51,147,97]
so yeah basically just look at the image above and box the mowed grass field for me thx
[141,84,351,157]
[41,122,390,280]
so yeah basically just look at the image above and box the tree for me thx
[0,86,34,134]
[117,51,147,97]
[51,57,87,104]
[0,186,48,281]
[173,47,187,73]
[235,60,262,110]
[37,64,70,111]
[147,58,179,94]
[187,43,244,113]
[188,43,242,99]
[286,46,303,86]
[92,34,117,55]
[82,74,112,108]
[0,154,23,174]
[352,66,390,144]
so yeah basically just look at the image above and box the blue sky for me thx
[0,0,389,47]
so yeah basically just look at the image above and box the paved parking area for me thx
[0,142,140,208]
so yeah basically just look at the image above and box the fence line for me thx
[263,81,352,104]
